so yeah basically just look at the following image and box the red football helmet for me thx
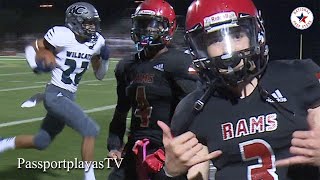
[131,0,176,51]
[185,0,268,87]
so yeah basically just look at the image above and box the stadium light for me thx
[39,4,54,8]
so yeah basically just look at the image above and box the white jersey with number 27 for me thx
[44,26,105,93]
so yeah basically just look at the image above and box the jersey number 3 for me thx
[239,139,279,180]
[134,86,152,127]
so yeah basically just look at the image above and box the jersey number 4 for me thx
[62,59,89,85]
[239,139,279,180]
[134,86,152,127]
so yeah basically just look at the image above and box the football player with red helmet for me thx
[106,0,198,179]
[158,0,320,179]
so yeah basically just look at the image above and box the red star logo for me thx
[301,16,308,23]
[297,13,308,23]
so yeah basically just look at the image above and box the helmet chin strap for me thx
[135,35,164,51]
[75,34,87,43]
[75,33,97,46]
[135,34,166,58]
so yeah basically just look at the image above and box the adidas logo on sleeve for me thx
[266,89,287,103]
[153,64,164,72]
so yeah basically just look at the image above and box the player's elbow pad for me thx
[100,44,110,61]
[95,45,110,80]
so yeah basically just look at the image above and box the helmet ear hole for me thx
[264,45,269,56]
[76,17,82,23]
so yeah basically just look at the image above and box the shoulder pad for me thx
[44,26,74,48]
[163,49,193,73]
[96,32,106,47]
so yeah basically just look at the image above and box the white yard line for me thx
[0,78,115,92]
[9,81,25,83]
[85,84,103,86]
[34,81,48,84]
[0,57,25,61]
[0,72,32,76]
[0,85,45,92]
[0,104,116,128]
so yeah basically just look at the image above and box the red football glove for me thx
[143,149,165,173]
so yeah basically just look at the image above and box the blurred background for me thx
[0,0,319,63]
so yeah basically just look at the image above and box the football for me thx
[35,48,56,71]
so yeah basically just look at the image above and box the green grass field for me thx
[0,57,119,180]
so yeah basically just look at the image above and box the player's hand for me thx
[108,149,122,159]
[276,107,320,167]
[157,121,222,177]
[36,48,57,69]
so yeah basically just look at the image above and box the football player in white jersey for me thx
[0,2,109,180]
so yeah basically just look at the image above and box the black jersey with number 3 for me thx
[113,48,197,145]
[171,59,320,180]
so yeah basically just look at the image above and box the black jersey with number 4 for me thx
[112,48,197,145]
[171,59,320,180]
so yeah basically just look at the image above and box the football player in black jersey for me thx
[106,0,198,179]
[158,0,320,179]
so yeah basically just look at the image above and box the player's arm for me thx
[92,41,110,80]
[25,38,56,73]
[107,89,130,157]
[276,105,320,167]
[107,61,131,156]
[156,121,222,179]
[276,59,320,167]
[155,92,221,179]
[173,100,211,180]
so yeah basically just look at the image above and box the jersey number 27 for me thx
[62,59,89,85]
